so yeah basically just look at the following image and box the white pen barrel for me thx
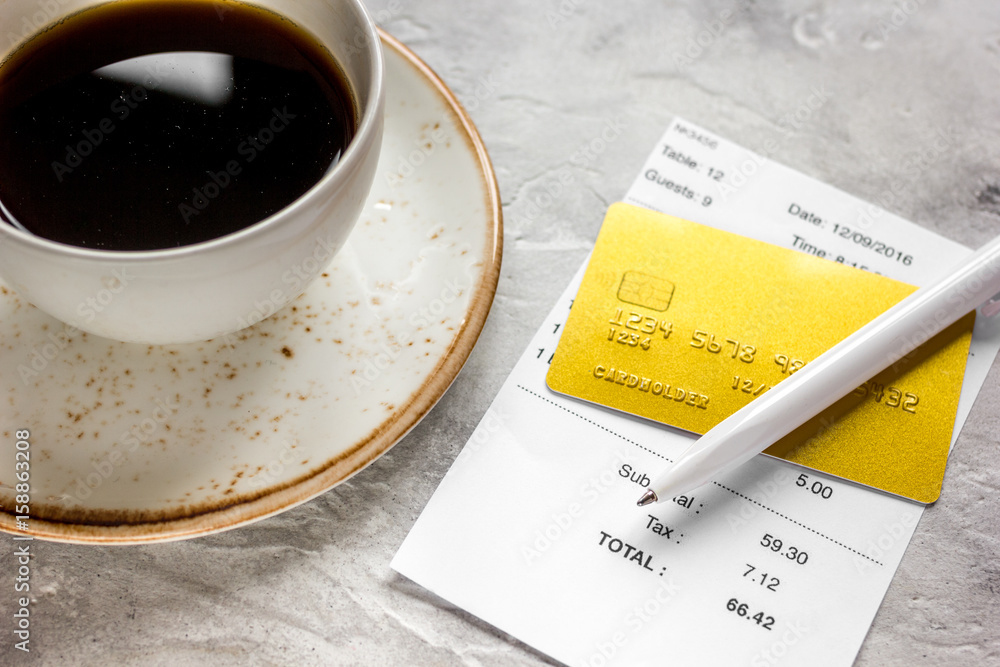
[651,233,1000,497]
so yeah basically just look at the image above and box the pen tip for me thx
[636,490,657,507]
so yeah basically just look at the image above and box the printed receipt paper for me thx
[394,118,1000,667]
[547,203,973,503]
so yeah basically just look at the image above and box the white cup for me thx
[0,0,384,344]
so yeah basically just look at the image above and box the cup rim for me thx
[0,0,385,262]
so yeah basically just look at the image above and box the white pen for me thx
[637,232,1000,507]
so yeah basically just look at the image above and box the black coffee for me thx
[0,0,356,251]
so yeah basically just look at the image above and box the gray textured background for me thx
[5,0,1000,664]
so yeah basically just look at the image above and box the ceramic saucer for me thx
[0,30,502,543]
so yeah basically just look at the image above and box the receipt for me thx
[392,118,1000,666]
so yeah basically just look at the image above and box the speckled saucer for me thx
[0,31,502,543]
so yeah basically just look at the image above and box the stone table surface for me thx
[6,0,1000,665]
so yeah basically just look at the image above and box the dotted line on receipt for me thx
[518,386,672,463]
[623,196,666,215]
[517,384,884,567]
[711,482,882,565]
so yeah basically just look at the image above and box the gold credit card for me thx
[547,203,974,503]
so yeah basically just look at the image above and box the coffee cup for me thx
[0,0,384,344]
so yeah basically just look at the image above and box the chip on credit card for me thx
[546,203,974,503]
